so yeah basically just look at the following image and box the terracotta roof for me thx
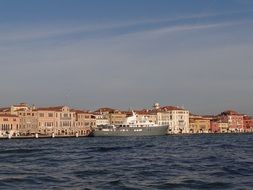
[221,110,243,116]
[243,115,253,120]
[134,109,156,115]
[224,110,238,115]
[161,106,185,111]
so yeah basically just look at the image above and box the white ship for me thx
[92,111,168,137]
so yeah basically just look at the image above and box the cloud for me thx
[0,10,253,113]
[0,9,251,43]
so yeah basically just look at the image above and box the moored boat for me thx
[92,111,168,137]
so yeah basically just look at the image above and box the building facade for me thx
[135,110,157,124]
[210,120,220,133]
[18,108,38,135]
[0,114,20,137]
[189,115,211,133]
[218,111,244,132]
[74,110,95,135]
[36,106,76,135]
[243,115,253,132]
[93,112,110,126]
[155,104,189,134]
[109,110,127,125]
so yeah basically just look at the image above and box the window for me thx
[48,113,53,117]
[39,113,44,117]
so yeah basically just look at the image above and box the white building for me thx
[154,104,189,134]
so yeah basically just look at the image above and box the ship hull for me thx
[92,125,168,137]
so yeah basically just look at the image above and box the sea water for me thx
[0,134,252,189]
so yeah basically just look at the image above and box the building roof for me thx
[133,109,156,115]
[220,110,244,116]
[71,109,91,114]
[35,106,66,111]
[12,103,28,107]
[0,107,11,112]
[94,107,116,113]
[160,106,185,111]
[243,115,253,120]
[0,114,18,118]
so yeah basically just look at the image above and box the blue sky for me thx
[1,0,253,115]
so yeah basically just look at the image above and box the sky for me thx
[0,0,253,115]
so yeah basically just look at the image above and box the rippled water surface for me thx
[0,134,253,189]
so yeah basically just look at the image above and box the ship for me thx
[92,111,168,137]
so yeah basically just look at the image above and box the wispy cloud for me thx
[0,10,252,43]
[136,21,247,36]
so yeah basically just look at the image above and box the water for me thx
[0,134,253,190]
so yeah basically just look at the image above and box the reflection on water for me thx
[0,134,253,189]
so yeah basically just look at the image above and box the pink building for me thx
[210,120,220,133]
[218,110,244,132]
[243,115,253,132]
[0,114,20,137]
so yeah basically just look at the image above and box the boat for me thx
[92,111,169,137]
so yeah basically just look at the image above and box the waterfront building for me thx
[154,104,189,134]
[109,110,127,125]
[0,114,20,137]
[135,110,157,124]
[93,112,110,126]
[94,108,127,125]
[73,110,95,135]
[189,115,211,133]
[210,120,220,133]
[10,103,30,115]
[36,106,76,135]
[18,108,38,135]
[156,111,171,127]
[243,115,253,132]
[218,110,244,132]
[94,107,112,125]
[218,122,229,133]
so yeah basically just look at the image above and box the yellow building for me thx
[189,116,211,133]
[135,110,157,124]
[109,110,127,125]
[218,122,229,133]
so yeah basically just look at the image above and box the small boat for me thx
[92,111,168,137]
